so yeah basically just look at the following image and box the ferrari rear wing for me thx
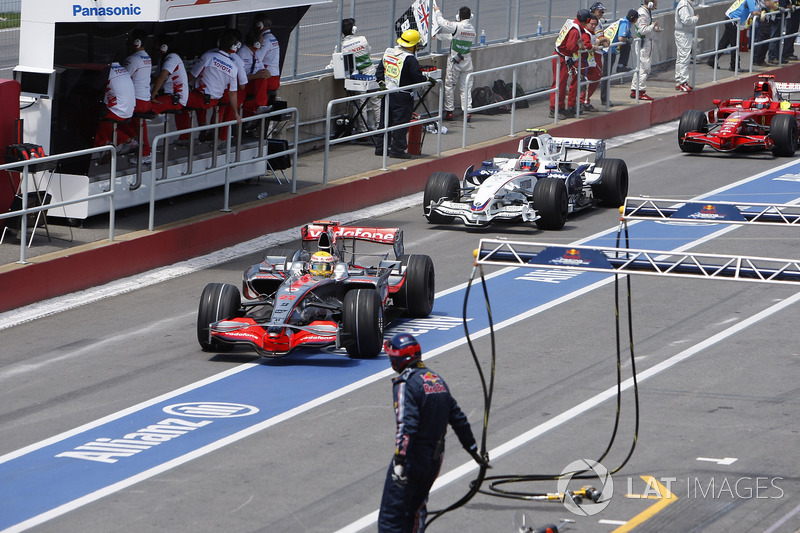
[622,197,800,226]
[475,239,800,285]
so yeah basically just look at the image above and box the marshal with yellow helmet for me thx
[197,220,435,359]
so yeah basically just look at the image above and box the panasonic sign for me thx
[72,3,143,17]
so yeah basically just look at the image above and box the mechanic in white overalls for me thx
[630,0,660,101]
[339,18,381,132]
[674,0,699,92]
[434,5,476,121]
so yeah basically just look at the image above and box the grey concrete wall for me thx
[279,2,729,146]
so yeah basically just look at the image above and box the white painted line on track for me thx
[334,290,800,533]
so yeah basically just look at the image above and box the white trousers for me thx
[444,56,474,113]
[630,38,653,92]
[675,30,693,85]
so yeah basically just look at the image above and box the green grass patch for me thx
[0,12,21,29]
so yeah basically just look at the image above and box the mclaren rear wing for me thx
[301,220,404,258]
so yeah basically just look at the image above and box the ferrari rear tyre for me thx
[594,158,629,207]
[678,110,707,153]
[423,172,460,224]
[533,177,568,230]
[342,289,384,358]
[396,254,435,317]
[770,114,798,157]
[197,283,241,352]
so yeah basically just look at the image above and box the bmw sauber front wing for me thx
[426,199,539,226]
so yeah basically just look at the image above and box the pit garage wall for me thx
[1,7,795,313]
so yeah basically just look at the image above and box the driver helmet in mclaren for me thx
[518,150,538,171]
[309,251,336,277]
[384,333,422,372]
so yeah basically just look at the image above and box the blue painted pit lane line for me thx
[1,159,799,532]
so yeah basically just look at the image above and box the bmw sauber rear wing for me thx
[520,133,606,163]
[622,197,800,226]
[475,239,800,285]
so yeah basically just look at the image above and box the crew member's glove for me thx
[427,76,437,88]
[379,81,387,92]
[391,456,407,486]
[468,444,491,468]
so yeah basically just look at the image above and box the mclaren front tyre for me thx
[395,254,435,318]
[197,282,241,352]
[342,288,384,358]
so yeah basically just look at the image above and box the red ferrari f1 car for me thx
[678,75,800,156]
[196,221,435,359]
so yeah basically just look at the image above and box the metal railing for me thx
[695,18,742,82]
[324,80,443,180]
[462,54,559,149]
[0,145,116,263]
[147,107,299,230]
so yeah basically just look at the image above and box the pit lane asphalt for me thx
[0,56,791,271]
[1,123,799,533]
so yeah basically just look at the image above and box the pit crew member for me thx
[434,5,477,121]
[378,334,489,533]
[375,29,431,159]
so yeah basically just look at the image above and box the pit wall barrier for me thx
[1,62,797,314]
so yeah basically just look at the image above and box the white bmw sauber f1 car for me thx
[423,131,629,230]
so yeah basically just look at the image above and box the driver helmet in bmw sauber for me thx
[519,150,538,171]
[384,333,422,373]
[310,251,336,277]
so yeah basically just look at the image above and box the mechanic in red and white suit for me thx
[550,9,591,119]
[150,35,189,117]
[121,30,154,162]
[254,13,281,106]
[175,32,242,141]
[94,62,135,152]
[378,334,489,533]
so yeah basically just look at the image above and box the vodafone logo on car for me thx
[305,225,398,244]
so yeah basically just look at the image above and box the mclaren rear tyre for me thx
[594,158,629,207]
[770,114,799,157]
[423,172,460,224]
[533,177,568,230]
[197,282,241,352]
[395,254,435,318]
[678,110,707,153]
[343,289,384,358]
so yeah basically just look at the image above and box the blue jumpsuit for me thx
[377,364,477,533]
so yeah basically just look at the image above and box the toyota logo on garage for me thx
[163,402,259,418]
